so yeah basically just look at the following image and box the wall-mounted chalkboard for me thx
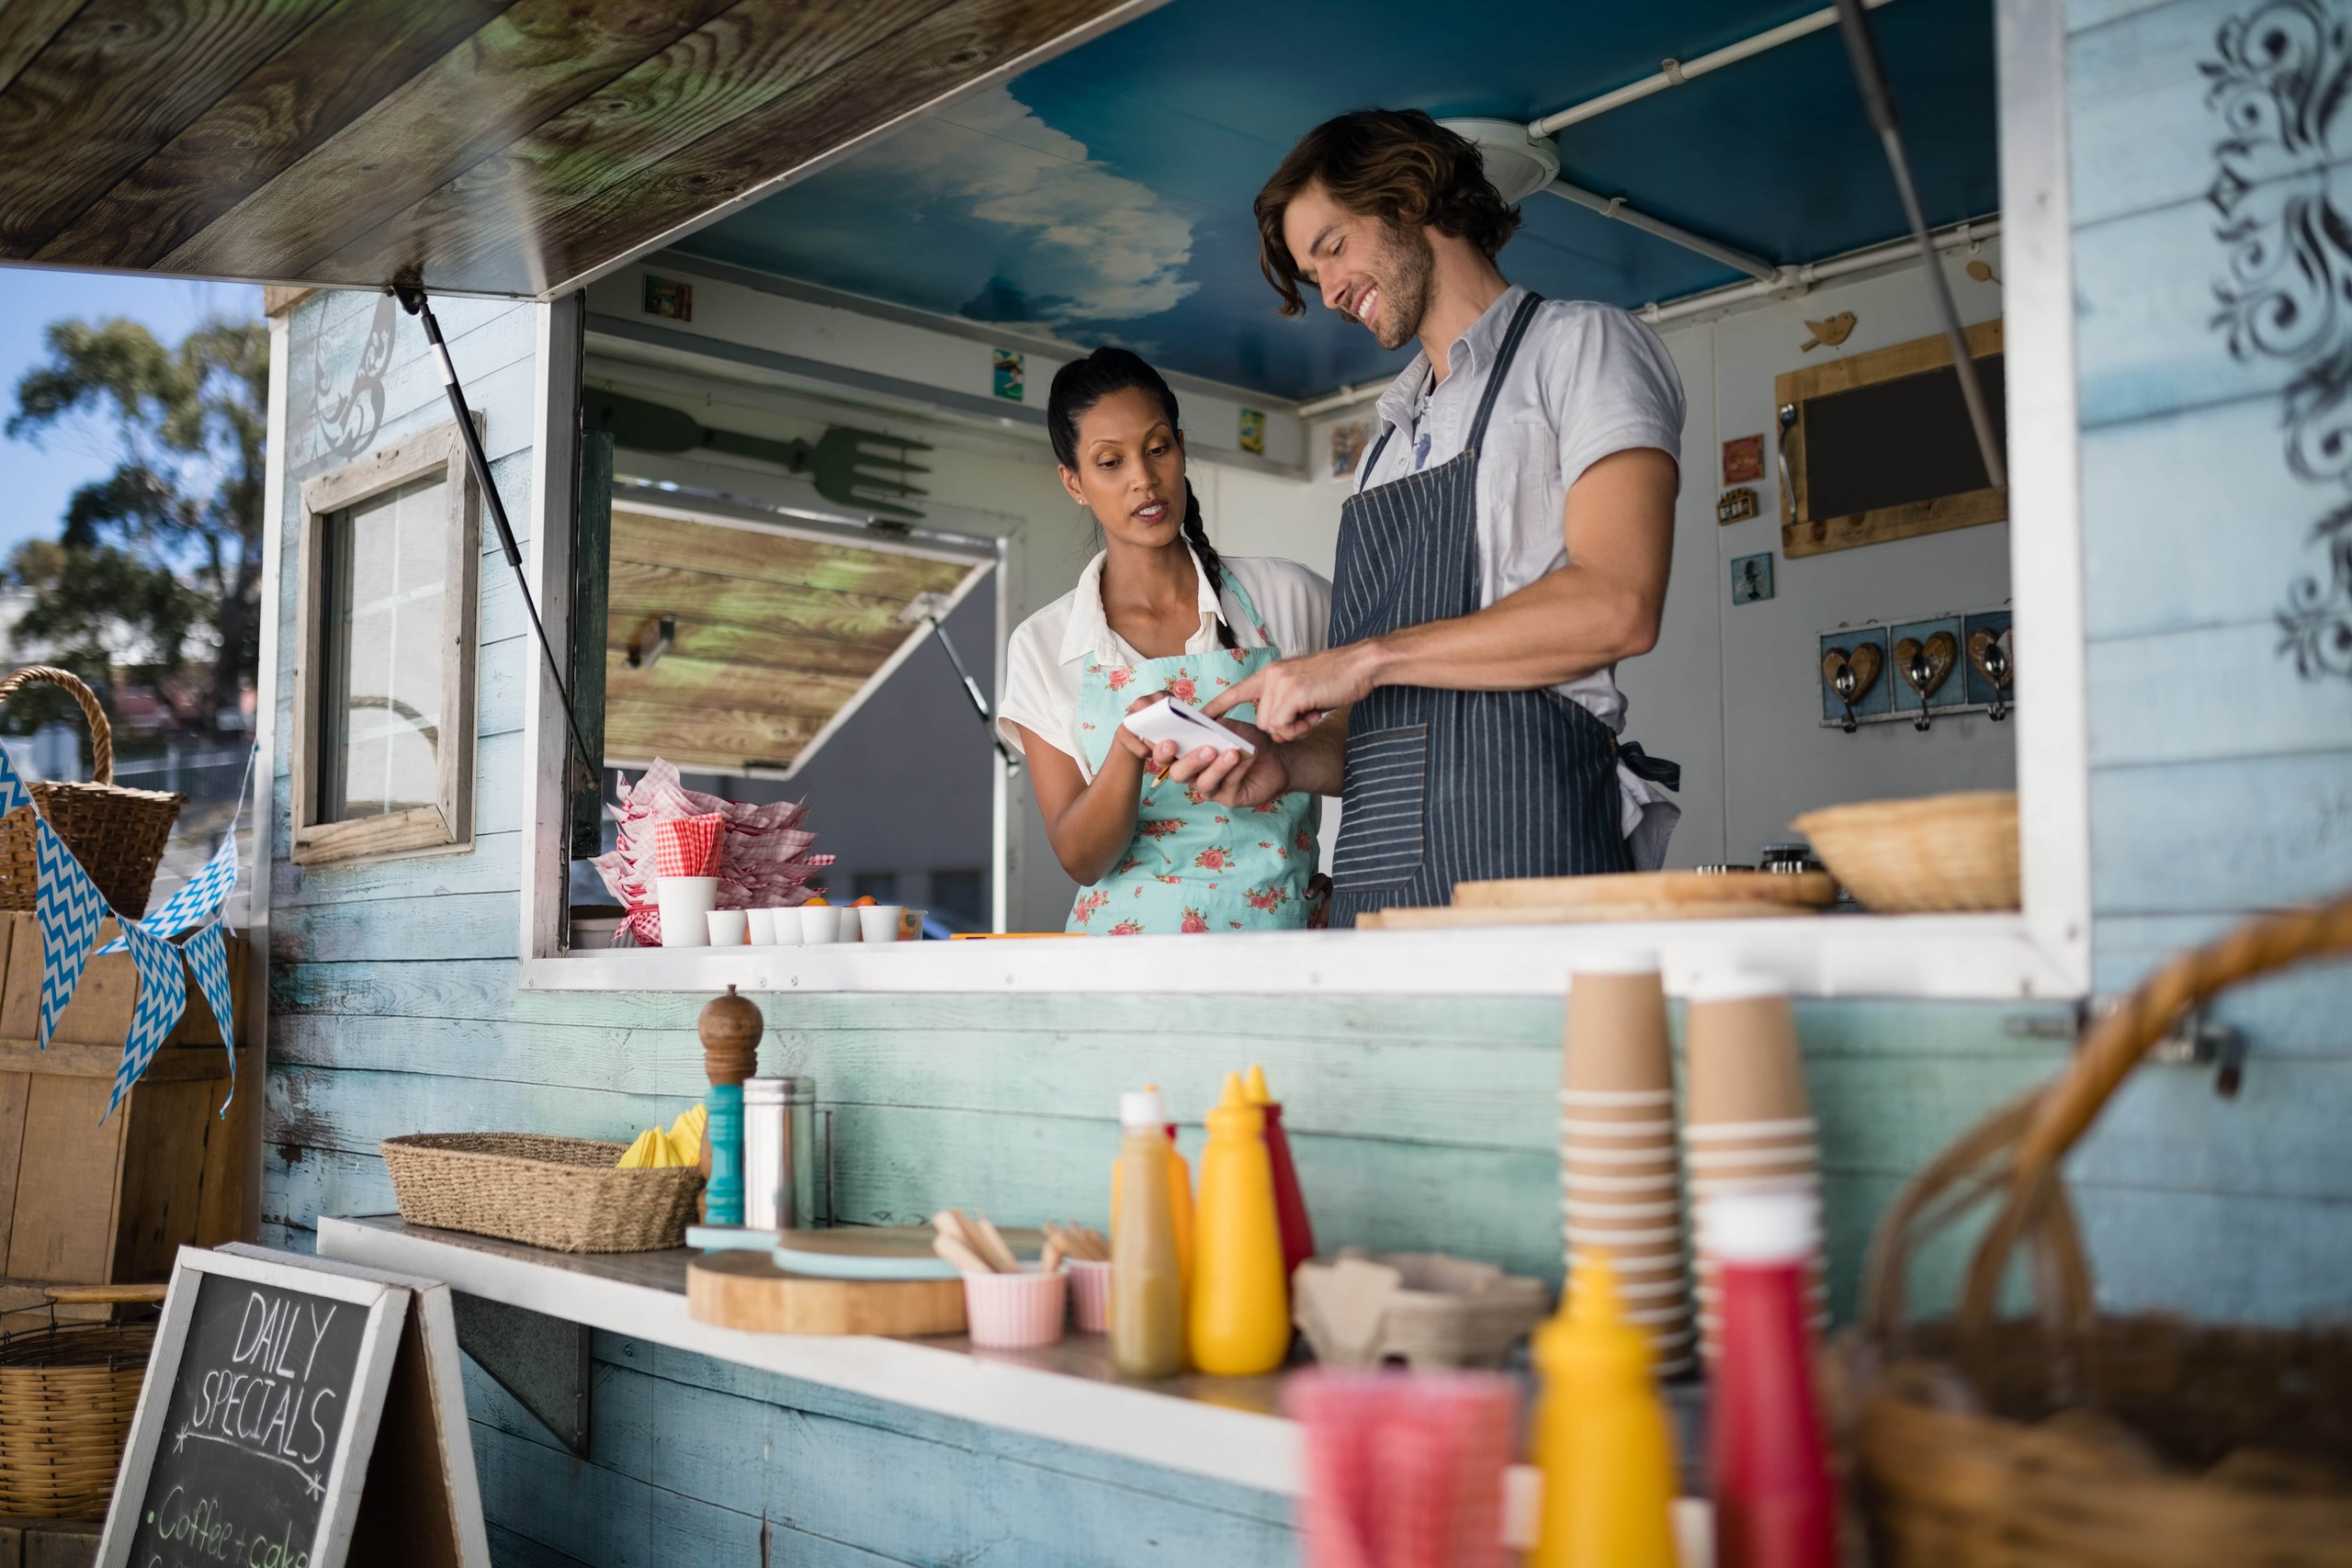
[99,1247,488,1568]
[1777,320,2007,558]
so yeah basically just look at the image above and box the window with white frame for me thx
[292,422,480,864]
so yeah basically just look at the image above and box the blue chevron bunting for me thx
[0,739,30,818]
[35,818,111,1050]
[96,829,238,955]
[185,920,235,1111]
[108,918,188,1121]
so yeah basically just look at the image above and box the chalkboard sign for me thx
[1802,354,2007,522]
[98,1247,482,1568]
[1776,319,2007,558]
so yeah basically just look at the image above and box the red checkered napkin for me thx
[654,812,722,878]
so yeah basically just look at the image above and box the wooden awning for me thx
[0,0,1150,299]
[601,504,989,777]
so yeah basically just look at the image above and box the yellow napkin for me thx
[667,1103,707,1164]
[616,1103,707,1168]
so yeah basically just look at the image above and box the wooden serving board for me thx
[770,1224,1049,1280]
[687,1251,968,1336]
[1451,870,1836,909]
[1361,900,1820,930]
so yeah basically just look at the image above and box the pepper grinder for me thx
[700,984,763,1225]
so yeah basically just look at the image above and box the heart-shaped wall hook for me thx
[1967,626,2013,690]
[1895,630,1957,701]
[1969,626,2013,719]
[1895,630,1956,731]
[1821,641,1883,732]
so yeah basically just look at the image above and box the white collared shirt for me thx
[1356,285,1685,735]
[999,547,1331,781]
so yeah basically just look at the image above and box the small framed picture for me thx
[1239,408,1266,456]
[642,276,693,321]
[1723,434,1764,484]
[1730,550,1775,604]
[1329,422,1370,479]
[992,349,1024,401]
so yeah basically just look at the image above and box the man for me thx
[1171,109,1685,926]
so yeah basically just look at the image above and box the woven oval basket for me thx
[0,1317,155,1517]
[381,1133,704,1253]
[1838,895,2352,1565]
[1792,790,2018,912]
[0,665,184,917]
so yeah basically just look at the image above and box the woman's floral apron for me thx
[1066,576,1321,934]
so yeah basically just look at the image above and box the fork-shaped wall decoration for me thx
[586,389,933,519]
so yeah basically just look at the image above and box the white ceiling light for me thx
[1439,118,1560,204]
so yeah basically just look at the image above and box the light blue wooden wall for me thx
[265,10,2352,1556]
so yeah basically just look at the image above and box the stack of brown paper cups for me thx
[1682,972,1831,1364]
[1561,953,1693,1377]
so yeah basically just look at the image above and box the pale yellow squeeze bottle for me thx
[1111,1082,1194,1290]
[1110,1089,1186,1379]
[1531,1253,1679,1568]
[1188,1072,1290,1376]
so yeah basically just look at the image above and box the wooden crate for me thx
[0,915,254,1285]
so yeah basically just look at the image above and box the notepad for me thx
[1121,694,1257,756]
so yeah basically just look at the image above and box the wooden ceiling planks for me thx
[602,508,978,775]
[36,0,514,269]
[0,0,1154,298]
[0,0,320,253]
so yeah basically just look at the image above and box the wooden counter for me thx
[319,1215,1714,1558]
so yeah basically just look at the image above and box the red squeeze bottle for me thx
[1245,1064,1315,1282]
[1706,1190,1837,1568]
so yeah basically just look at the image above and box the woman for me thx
[998,348,1330,934]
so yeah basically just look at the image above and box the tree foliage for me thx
[5,315,266,736]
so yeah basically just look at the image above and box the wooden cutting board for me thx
[1452,870,1836,908]
[1361,899,1817,930]
[687,1251,967,1335]
[769,1224,1047,1280]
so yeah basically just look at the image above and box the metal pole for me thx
[1832,0,2007,491]
[393,285,600,787]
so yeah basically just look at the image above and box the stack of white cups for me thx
[1560,954,1694,1378]
[1681,972,1831,1366]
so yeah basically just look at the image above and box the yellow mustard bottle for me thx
[1188,1071,1289,1376]
[1531,1254,1679,1568]
[1110,1083,1194,1289]
[1111,1089,1185,1379]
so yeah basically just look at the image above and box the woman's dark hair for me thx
[1253,108,1521,318]
[1047,346,1235,648]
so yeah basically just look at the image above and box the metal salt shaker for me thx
[742,1076,817,1231]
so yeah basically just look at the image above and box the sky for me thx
[0,266,264,559]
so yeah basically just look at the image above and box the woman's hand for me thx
[1156,717,1292,808]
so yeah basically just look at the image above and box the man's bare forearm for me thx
[1353,564,1661,692]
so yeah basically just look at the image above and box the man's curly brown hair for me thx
[1253,109,1522,318]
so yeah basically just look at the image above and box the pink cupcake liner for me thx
[963,1268,1067,1348]
[1065,1258,1112,1334]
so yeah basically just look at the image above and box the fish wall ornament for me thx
[1800,312,1858,352]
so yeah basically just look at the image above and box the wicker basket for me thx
[1792,790,2018,912]
[0,666,184,918]
[1838,895,2352,1565]
[0,1284,162,1518]
[381,1133,704,1253]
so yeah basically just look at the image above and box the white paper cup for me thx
[798,907,839,944]
[858,905,906,942]
[656,876,718,946]
[707,909,749,946]
[837,907,862,942]
[746,908,775,945]
[767,908,801,946]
